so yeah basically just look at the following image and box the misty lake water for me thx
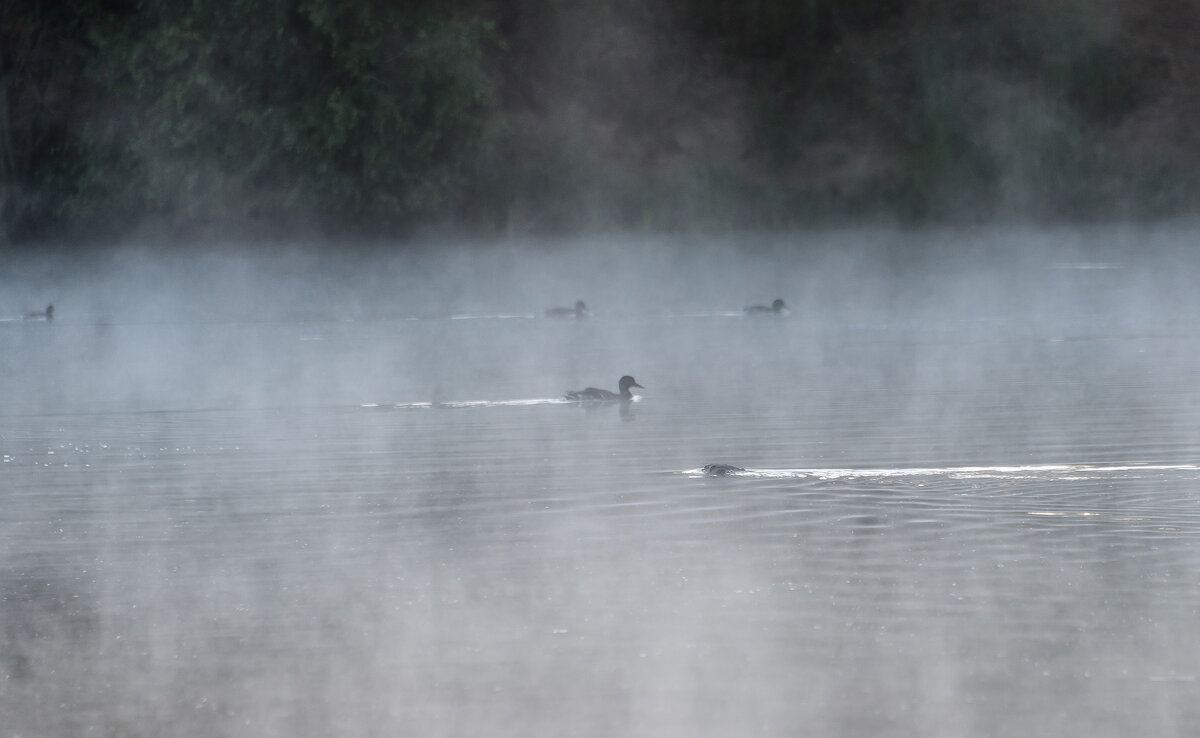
[4,231,1200,736]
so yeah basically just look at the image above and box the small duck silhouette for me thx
[702,463,745,477]
[566,375,643,402]
[25,304,54,321]
[744,298,788,315]
[546,300,589,319]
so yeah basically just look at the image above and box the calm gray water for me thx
[4,232,1200,736]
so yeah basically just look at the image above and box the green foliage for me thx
[885,2,1174,221]
[680,0,908,60]
[1064,43,1145,123]
[0,0,114,239]
[78,0,497,226]
[3,0,1198,239]
[915,2,1145,125]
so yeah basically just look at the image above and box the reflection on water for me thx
[5,242,1200,737]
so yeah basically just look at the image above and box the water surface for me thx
[4,234,1200,736]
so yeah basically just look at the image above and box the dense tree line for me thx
[2,0,501,240]
[0,0,1187,242]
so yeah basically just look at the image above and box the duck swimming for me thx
[702,463,745,477]
[25,304,54,321]
[744,298,788,315]
[566,375,643,402]
[546,300,589,319]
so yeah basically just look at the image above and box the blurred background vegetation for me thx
[1,0,1195,242]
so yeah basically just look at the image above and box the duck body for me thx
[566,375,643,402]
[546,300,589,319]
[702,463,745,477]
[744,298,788,316]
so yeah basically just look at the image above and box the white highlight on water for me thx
[361,397,577,409]
[683,463,1200,480]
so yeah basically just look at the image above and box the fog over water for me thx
[4,226,1200,736]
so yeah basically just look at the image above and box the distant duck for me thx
[546,300,589,319]
[702,463,745,477]
[25,304,53,321]
[744,298,789,316]
[566,375,643,402]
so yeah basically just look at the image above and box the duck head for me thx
[618,375,643,395]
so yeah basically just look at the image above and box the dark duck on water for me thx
[25,304,54,321]
[744,298,788,315]
[546,300,589,319]
[702,464,745,477]
[566,375,643,402]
